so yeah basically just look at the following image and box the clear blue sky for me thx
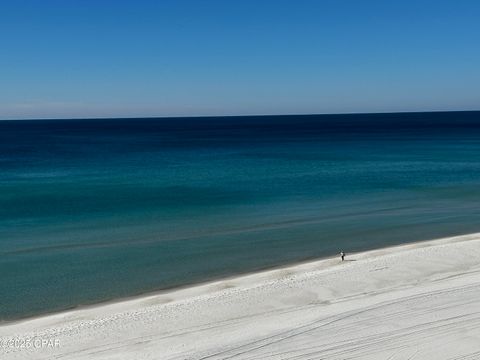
[1,0,479,119]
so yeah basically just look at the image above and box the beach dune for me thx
[2,233,480,359]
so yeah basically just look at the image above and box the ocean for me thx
[1,111,480,321]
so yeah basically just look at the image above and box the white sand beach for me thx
[2,233,480,359]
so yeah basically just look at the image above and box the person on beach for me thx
[340,251,345,261]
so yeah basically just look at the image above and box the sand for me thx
[2,233,480,359]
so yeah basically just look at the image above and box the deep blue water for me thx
[1,111,480,321]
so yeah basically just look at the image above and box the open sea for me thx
[1,111,480,321]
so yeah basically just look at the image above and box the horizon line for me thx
[0,108,479,122]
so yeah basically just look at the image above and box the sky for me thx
[0,0,479,120]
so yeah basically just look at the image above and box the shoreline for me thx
[1,231,479,326]
[2,232,480,359]
[1,231,477,326]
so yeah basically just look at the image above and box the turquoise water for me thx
[1,112,480,320]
